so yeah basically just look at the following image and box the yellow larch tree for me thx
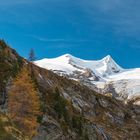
[8,67,40,138]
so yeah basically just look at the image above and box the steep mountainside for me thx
[35,54,140,101]
[0,40,140,140]
[0,40,23,105]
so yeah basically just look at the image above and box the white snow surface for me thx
[35,54,123,76]
[35,54,140,100]
[35,54,83,74]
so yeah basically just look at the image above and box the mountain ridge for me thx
[35,54,140,101]
[35,54,122,75]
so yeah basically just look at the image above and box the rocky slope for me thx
[32,64,140,140]
[0,40,140,140]
[35,54,140,102]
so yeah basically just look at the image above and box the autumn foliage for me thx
[8,67,40,138]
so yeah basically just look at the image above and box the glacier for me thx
[35,54,140,102]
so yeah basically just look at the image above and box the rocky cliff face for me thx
[31,64,140,140]
[0,40,140,140]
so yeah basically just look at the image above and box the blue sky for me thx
[0,0,140,68]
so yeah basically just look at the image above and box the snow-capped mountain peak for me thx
[101,55,117,66]
[63,53,75,58]
[35,54,140,101]
[99,55,123,76]
[35,54,122,76]
[102,55,112,61]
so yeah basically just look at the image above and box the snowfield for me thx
[35,54,140,101]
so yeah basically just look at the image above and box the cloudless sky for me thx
[0,0,140,68]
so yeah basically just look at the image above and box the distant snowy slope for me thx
[35,54,79,74]
[35,54,140,101]
[35,54,123,77]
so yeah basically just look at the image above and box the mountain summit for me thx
[35,54,122,76]
[35,54,140,101]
